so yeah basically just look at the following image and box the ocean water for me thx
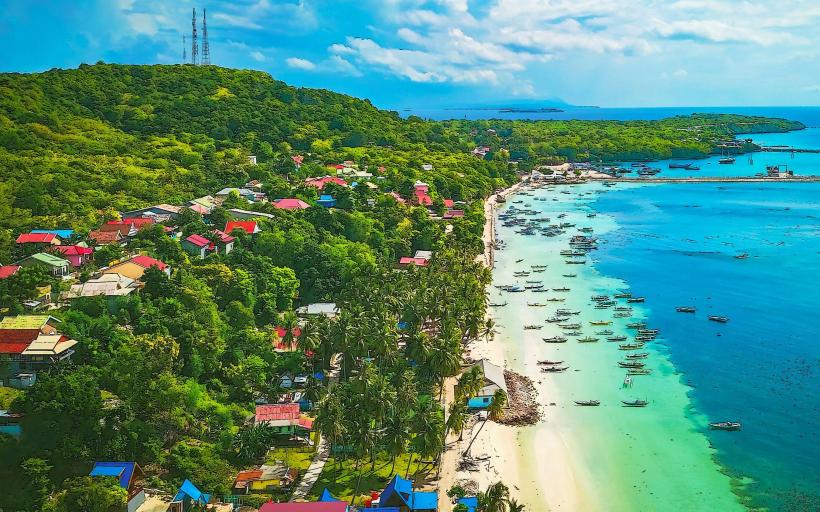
[487,124,819,511]
[592,182,820,510]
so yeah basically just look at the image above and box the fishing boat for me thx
[614,292,632,298]
[627,369,652,375]
[709,421,742,431]
[564,331,582,336]
[627,297,646,303]
[618,361,645,369]
[542,336,567,343]
[547,298,565,302]
[527,302,547,307]
[607,335,628,342]
[578,336,599,343]
[565,259,586,264]
[676,306,696,313]
[613,312,631,318]
[626,352,649,359]
[541,366,569,373]
[626,322,647,329]
[538,360,564,365]
[734,253,749,260]
[637,329,659,334]
[556,309,580,315]
[613,306,632,312]
[562,273,577,278]
[574,400,600,406]
[708,316,729,323]
[524,325,543,330]
[559,323,581,329]
[619,343,645,350]
[552,287,571,292]
[590,320,612,326]
[516,259,524,263]
[591,295,609,301]
[718,157,736,164]
[488,302,508,307]
[595,329,614,335]
[622,400,648,407]
[635,335,656,342]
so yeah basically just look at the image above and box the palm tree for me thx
[478,481,510,512]
[382,410,410,475]
[507,498,525,512]
[446,399,468,441]
[488,389,507,421]
[314,392,347,481]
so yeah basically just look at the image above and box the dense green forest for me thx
[0,63,804,510]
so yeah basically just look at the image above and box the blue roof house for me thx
[319,487,343,502]
[317,195,337,208]
[169,479,211,512]
[31,229,74,240]
[373,474,438,511]
[89,462,145,512]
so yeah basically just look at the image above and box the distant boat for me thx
[489,302,508,307]
[718,157,736,164]
[543,336,567,343]
[734,253,749,259]
[626,352,649,359]
[562,273,577,278]
[574,400,600,406]
[577,336,599,343]
[590,320,612,326]
[541,366,569,373]
[676,306,696,313]
[627,297,646,303]
[524,325,543,330]
[538,360,564,365]
[622,400,648,407]
[708,316,729,323]
[709,421,742,431]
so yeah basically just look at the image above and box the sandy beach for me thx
[440,179,746,511]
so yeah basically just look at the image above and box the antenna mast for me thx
[191,8,199,65]
[182,34,187,63]
[201,8,211,65]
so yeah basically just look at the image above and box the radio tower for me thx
[191,8,199,65]
[182,34,187,63]
[201,8,211,65]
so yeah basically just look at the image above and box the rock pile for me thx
[498,369,539,426]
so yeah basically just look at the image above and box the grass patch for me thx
[265,441,316,474]
[0,387,22,409]
[308,452,433,503]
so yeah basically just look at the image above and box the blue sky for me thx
[2,0,820,109]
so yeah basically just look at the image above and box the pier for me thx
[759,146,820,153]
[588,175,820,184]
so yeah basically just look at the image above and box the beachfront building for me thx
[467,359,507,409]
[103,255,169,281]
[88,461,146,512]
[260,500,348,512]
[0,315,77,388]
[168,479,214,512]
[370,474,438,511]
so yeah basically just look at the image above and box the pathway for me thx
[291,437,330,500]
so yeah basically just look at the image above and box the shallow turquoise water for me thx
[592,182,820,510]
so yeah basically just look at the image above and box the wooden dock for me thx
[589,175,820,184]
[759,147,820,153]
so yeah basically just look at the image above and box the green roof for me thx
[0,315,56,329]
[28,252,69,267]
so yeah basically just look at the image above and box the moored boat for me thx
[709,315,729,323]
[676,306,696,313]
[709,421,742,431]
[574,400,600,406]
[542,336,567,343]
[524,325,543,330]
[627,297,646,303]
[622,400,648,407]
[577,336,599,343]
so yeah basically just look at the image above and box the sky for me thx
[2,0,820,109]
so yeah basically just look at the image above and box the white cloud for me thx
[328,56,363,77]
[286,57,316,70]
[250,51,266,62]
[800,84,820,92]
[212,13,262,30]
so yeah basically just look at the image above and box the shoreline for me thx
[443,179,747,511]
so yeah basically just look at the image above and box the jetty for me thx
[589,175,820,184]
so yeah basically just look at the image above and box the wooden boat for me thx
[613,312,631,318]
[524,325,543,330]
[619,343,645,350]
[595,329,614,335]
[614,292,632,298]
[577,337,599,343]
[627,297,646,303]
[541,366,569,373]
[618,361,645,369]
[564,331,582,336]
[489,302,508,307]
[622,400,648,407]
[537,360,564,365]
[558,323,581,329]
[676,306,696,313]
[591,295,609,301]
[565,259,586,264]
[547,298,565,302]
[562,273,577,278]
[590,320,612,326]
[637,329,659,334]
[574,400,600,406]
[626,352,649,359]
[709,421,742,431]
[708,316,729,323]
[627,369,652,375]
[718,157,736,164]
[552,287,571,292]
[606,335,628,342]
[734,253,749,260]
[542,336,567,343]
[626,322,647,328]
[527,303,547,307]
[516,259,524,263]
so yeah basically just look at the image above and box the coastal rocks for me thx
[499,369,540,426]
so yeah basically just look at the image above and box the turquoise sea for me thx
[479,108,819,510]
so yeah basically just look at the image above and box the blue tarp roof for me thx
[319,195,334,201]
[380,475,438,511]
[319,487,342,502]
[172,479,210,504]
[411,491,438,510]
[89,462,135,490]
[32,229,74,239]
[457,496,478,512]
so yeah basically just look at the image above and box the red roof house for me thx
[443,199,455,208]
[305,176,347,190]
[129,255,168,271]
[225,221,261,235]
[443,209,465,219]
[88,230,124,245]
[388,191,407,205]
[255,403,314,430]
[292,155,304,167]
[274,199,311,210]
[413,182,433,206]
[260,502,348,512]
[54,245,94,267]
[398,257,430,267]
[0,265,20,280]
[107,218,154,229]
[16,233,60,245]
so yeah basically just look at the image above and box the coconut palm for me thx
[488,388,507,421]
[507,498,525,512]
[477,481,510,512]
[446,399,468,441]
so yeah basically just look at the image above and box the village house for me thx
[15,232,62,247]
[292,154,304,168]
[0,265,20,280]
[211,229,235,254]
[215,187,261,203]
[88,462,146,512]
[413,181,433,206]
[274,325,302,352]
[254,403,313,441]
[87,229,125,246]
[225,220,261,235]
[305,176,347,190]
[274,198,311,210]
[295,302,338,318]
[121,204,183,222]
[316,194,336,208]
[226,208,276,221]
[54,245,94,268]
[168,479,222,512]
[0,315,77,388]
[232,463,299,494]
[103,255,170,281]
[467,358,507,409]
[369,474,438,511]
[260,495,349,512]
[388,191,407,205]
[64,273,140,299]
[187,195,218,215]
[248,155,258,165]
[31,229,74,240]
[18,252,70,277]
[442,209,465,219]
[181,234,215,260]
